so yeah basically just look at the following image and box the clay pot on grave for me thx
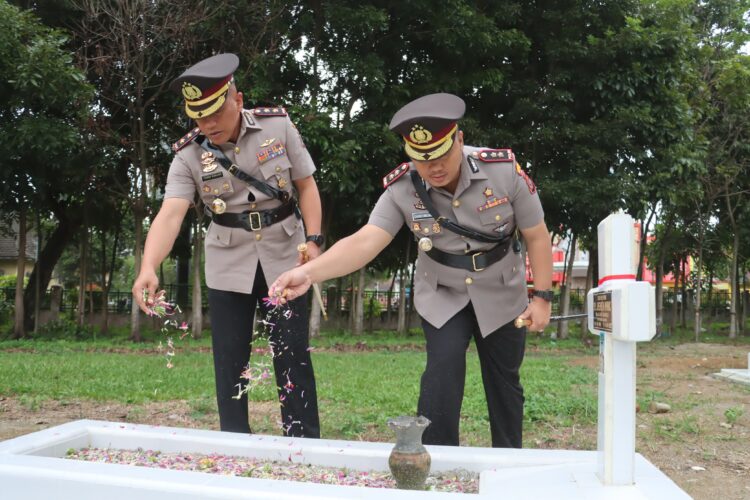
[387,415,431,490]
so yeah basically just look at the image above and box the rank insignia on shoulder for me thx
[473,148,513,162]
[515,162,537,194]
[253,107,287,117]
[172,127,201,152]
[383,163,410,188]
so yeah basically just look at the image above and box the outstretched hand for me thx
[132,269,159,314]
[269,267,313,302]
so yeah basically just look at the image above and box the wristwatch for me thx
[532,289,554,302]
[305,234,325,246]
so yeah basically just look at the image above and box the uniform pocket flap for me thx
[280,213,301,236]
[207,222,232,246]
[259,159,291,180]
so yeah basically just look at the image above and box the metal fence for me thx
[0,286,741,317]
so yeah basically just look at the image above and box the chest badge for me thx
[414,199,425,210]
[201,152,218,173]
[418,237,433,252]
[260,138,276,147]
[211,198,227,214]
[257,143,286,163]
[478,196,509,212]
[483,187,493,198]
[277,177,288,189]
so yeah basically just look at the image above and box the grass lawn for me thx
[0,328,598,447]
[1,322,746,447]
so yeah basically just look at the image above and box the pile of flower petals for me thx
[65,447,478,493]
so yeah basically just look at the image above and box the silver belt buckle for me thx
[248,211,262,231]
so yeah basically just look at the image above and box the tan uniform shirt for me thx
[368,146,545,336]
[164,109,316,293]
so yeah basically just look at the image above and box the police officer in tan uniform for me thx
[132,54,322,437]
[270,93,552,447]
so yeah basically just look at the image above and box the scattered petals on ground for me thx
[66,447,479,493]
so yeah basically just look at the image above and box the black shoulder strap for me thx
[197,137,290,203]
[410,170,506,244]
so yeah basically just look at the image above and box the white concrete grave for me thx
[0,212,689,499]
[712,352,750,387]
[0,420,687,499]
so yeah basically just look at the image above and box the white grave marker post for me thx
[587,212,656,486]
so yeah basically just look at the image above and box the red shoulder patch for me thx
[172,127,201,153]
[252,106,287,117]
[473,148,513,162]
[382,163,410,188]
[515,162,537,194]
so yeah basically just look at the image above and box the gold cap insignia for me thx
[409,125,432,145]
[182,82,202,100]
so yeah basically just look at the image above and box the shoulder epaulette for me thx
[172,127,201,152]
[252,106,287,117]
[472,148,514,162]
[383,163,410,188]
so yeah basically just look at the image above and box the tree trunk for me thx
[13,210,27,339]
[23,206,83,332]
[636,209,655,281]
[693,246,703,340]
[191,215,203,339]
[558,233,577,340]
[130,202,144,342]
[655,252,664,337]
[670,261,679,335]
[353,268,365,335]
[727,200,739,338]
[397,237,411,334]
[33,210,41,334]
[77,223,88,328]
[579,251,594,344]
[308,241,326,338]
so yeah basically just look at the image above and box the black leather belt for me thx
[424,238,512,272]
[210,201,296,231]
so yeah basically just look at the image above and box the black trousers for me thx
[418,303,526,448]
[207,266,320,437]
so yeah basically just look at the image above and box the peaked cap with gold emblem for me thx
[388,93,466,162]
[169,53,239,119]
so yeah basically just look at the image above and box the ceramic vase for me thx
[387,415,431,490]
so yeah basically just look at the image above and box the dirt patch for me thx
[1,343,748,499]
[569,343,750,499]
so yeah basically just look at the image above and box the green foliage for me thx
[0,275,27,289]
[34,318,96,340]
[724,406,744,425]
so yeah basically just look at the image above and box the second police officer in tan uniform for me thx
[270,93,553,447]
[133,54,322,437]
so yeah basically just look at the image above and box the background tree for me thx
[0,0,94,336]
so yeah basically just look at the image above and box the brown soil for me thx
[1,343,748,499]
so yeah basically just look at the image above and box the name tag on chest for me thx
[412,212,433,221]
[201,171,223,181]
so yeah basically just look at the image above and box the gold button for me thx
[255,233,262,241]
[250,203,257,209]
[213,189,219,195]
[495,214,501,221]
[275,166,282,173]
[234,146,240,153]
[422,227,430,234]
[465,277,473,285]
[452,200,461,208]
